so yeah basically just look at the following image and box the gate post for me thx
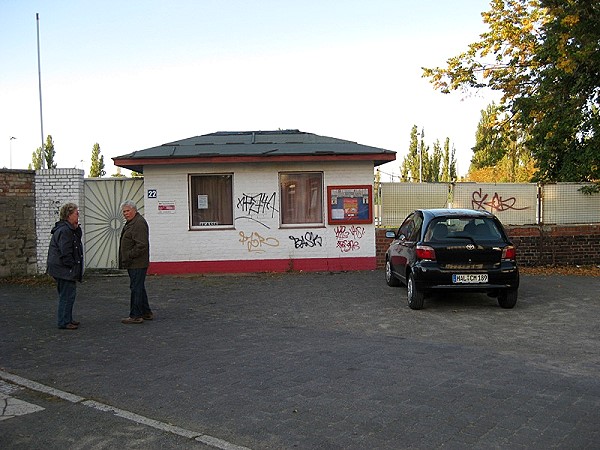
[35,169,85,274]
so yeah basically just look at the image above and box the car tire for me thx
[498,289,518,308]
[385,259,400,287]
[407,272,425,310]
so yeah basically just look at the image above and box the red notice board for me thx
[327,185,373,225]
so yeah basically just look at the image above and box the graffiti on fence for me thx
[471,188,529,212]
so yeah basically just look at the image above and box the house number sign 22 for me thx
[147,189,157,198]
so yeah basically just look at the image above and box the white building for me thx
[113,130,395,274]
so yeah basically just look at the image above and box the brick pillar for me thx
[35,169,85,274]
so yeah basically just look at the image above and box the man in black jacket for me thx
[47,202,84,330]
[119,200,153,324]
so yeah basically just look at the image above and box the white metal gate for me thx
[83,178,144,269]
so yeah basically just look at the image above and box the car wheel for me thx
[498,289,518,308]
[385,259,400,287]
[407,272,425,310]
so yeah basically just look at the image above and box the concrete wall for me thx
[0,170,37,276]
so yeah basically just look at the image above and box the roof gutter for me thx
[113,152,395,168]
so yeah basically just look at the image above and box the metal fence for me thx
[453,183,538,226]
[380,182,600,227]
[380,183,449,227]
[542,183,600,225]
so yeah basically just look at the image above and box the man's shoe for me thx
[121,317,144,324]
[71,321,80,326]
[59,323,78,330]
[142,312,154,320]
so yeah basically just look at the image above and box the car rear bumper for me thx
[413,262,519,292]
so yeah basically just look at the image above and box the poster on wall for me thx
[327,185,372,225]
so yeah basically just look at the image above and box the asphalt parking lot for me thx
[1,270,599,449]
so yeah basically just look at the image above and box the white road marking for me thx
[0,370,251,450]
[196,434,253,450]
[0,392,45,421]
[82,400,201,439]
[0,371,84,403]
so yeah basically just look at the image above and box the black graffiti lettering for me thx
[236,192,278,217]
[289,232,323,249]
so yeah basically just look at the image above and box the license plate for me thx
[452,274,488,284]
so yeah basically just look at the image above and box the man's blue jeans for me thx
[128,268,151,318]
[56,278,76,328]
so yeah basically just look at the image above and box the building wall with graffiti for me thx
[143,161,377,274]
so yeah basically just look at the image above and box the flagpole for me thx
[36,13,45,169]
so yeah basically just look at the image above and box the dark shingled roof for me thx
[113,130,396,173]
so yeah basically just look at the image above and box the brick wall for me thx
[375,225,600,268]
[35,169,85,274]
[507,224,600,266]
[0,170,37,276]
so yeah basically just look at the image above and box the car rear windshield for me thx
[425,217,503,241]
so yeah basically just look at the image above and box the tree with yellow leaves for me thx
[423,0,599,182]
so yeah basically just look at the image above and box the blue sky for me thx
[1,0,496,178]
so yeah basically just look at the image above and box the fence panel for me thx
[542,183,600,224]
[84,178,145,269]
[452,183,538,225]
[380,183,449,227]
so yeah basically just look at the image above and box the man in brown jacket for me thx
[119,200,153,324]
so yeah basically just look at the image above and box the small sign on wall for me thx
[148,189,157,198]
[327,185,372,225]
[158,201,175,213]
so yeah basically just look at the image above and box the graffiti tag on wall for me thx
[239,231,280,253]
[235,192,278,229]
[236,192,278,217]
[289,232,323,249]
[472,188,529,212]
[334,225,365,252]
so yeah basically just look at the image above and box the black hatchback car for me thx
[385,209,519,310]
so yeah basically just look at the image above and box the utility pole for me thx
[36,13,45,169]
[9,136,16,169]
[418,129,423,183]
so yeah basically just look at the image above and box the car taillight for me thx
[416,245,436,260]
[502,245,516,260]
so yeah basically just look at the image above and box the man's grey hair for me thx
[120,200,138,211]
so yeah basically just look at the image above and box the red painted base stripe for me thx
[148,257,376,275]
